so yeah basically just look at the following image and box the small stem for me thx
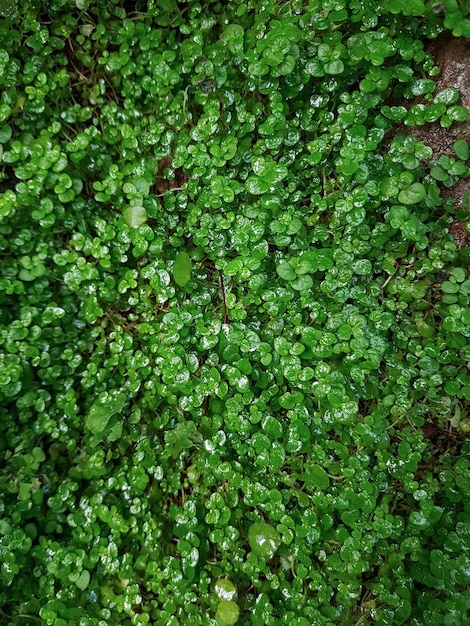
[219,270,227,324]
[154,187,186,197]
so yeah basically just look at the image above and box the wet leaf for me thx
[248,522,281,559]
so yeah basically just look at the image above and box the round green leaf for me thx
[248,522,281,559]
[123,205,147,228]
[216,600,240,625]
[276,261,296,281]
[246,176,269,195]
[352,259,372,275]
[447,105,468,122]
[397,183,426,205]
[215,579,237,601]
[291,275,313,291]
[324,59,344,75]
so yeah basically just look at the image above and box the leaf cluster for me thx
[0,0,469,625]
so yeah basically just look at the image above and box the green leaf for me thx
[248,522,281,559]
[123,205,147,228]
[383,0,425,16]
[449,161,468,176]
[18,482,32,501]
[441,280,460,294]
[215,579,237,601]
[265,162,288,184]
[225,257,245,276]
[0,124,12,144]
[86,392,126,434]
[173,250,192,287]
[0,0,16,17]
[398,183,426,205]
[134,178,150,195]
[246,175,270,195]
[305,464,330,490]
[291,275,313,291]
[447,105,468,123]
[164,421,200,458]
[433,87,459,105]
[221,24,244,54]
[430,165,448,182]
[388,204,409,228]
[107,421,123,442]
[454,139,470,161]
[276,261,296,281]
[324,59,344,75]
[216,600,240,625]
[32,447,46,463]
[75,570,90,591]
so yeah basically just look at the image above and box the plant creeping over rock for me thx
[0,0,470,624]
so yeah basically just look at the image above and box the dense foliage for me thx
[1,0,470,624]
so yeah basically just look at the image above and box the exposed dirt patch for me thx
[417,34,470,148]
[404,33,470,245]
[153,156,189,196]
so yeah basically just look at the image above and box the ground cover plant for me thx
[1,0,470,623]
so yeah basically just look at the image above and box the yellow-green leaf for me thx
[123,205,147,228]
[173,250,191,287]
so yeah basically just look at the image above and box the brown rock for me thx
[449,218,470,249]
[428,34,470,113]
[404,33,470,245]
[408,34,470,157]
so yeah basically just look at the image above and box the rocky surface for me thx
[417,34,470,149]
[407,33,470,247]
